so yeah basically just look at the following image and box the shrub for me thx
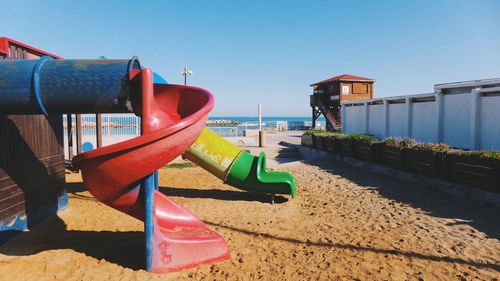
[383,137,415,148]
[458,150,500,160]
[412,143,450,151]
[303,130,346,139]
[383,137,451,151]
[303,129,325,136]
[348,133,378,144]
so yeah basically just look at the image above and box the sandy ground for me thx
[1,159,499,280]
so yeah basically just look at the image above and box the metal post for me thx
[96,113,102,148]
[258,104,265,147]
[258,104,262,131]
[154,170,159,190]
[312,108,316,129]
[66,114,73,160]
[76,114,82,155]
[142,173,155,271]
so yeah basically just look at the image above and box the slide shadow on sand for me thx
[205,220,500,272]
[0,215,145,270]
[308,159,500,240]
[159,186,288,204]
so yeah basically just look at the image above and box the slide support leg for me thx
[143,173,155,271]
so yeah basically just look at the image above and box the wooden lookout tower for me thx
[310,74,375,131]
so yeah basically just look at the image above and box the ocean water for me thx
[207,116,326,137]
[208,116,326,123]
[64,114,325,137]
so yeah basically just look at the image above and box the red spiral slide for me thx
[73,69,230,273]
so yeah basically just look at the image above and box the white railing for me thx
[63,115,319,159]
[341,78,500,150]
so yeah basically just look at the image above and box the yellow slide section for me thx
[183,128,243,180]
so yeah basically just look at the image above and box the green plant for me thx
[303,129,325,136]
[383,137,399,147]
[459,150,500,160]
[412,143,450,151]
[400,138,416,148]
[303,130,346,139]
[383,137,416,148]
[348,133,378,144]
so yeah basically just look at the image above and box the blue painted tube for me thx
[154,170,159,190]
[142,173,155,272]
[0,58,141,114]
[32,56,53,115]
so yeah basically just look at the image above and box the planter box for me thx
[312,135,322,149]
[379,145,403,169]
[443,151,500,192]
[340,138,355,157]
[326,138,341,154]
[301,135,313,147]
[320,136,330,150]
[352,141,375,162]
[403,149,444,177]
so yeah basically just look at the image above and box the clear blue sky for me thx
[2,0,499,116]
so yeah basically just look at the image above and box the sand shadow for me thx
[206,220,500,272]
[159,186,288,204]
[308,159,500,240]
[0,215,145,270]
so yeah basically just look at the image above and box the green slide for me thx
[183,128,296,198]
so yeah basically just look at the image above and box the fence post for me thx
[135,116,140,135]
[107,115,111,136]
[383,99,390,138]
[66,114,73,160]
[470,88,481,149]
[364,102,369,134]
[96,113,102,148]
[406,97,413,138]
[76,114,82,154]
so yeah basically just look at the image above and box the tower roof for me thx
[311,74,375,86]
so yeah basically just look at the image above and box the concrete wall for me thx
[342,78,500,150]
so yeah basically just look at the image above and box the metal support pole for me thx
[66,114,73,160]
[142,173,155,271]
[76,114,82,154]
[154,170,159,190]
[96,113,102,148]
[258,104,262,131]
[258,104,265,147]
[312,108,316,129]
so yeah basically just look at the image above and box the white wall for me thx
[388,104,407,138]
[342,79,500,150]
[480,95,500,150]
[367,104,384,139]
[411,101,437,143]
[345,105,365,133]
[442,94,470,148]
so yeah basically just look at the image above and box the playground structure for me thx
[0,38,296,273]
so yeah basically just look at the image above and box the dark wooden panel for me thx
[0,41,66,233]
[0,115,65,225]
